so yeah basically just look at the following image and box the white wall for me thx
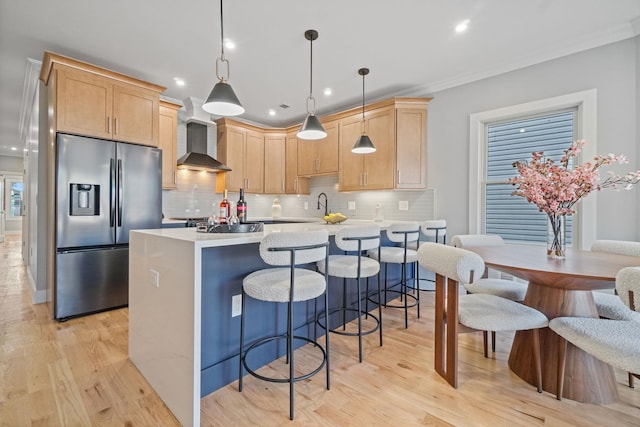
[0,156,23,172]
[427,38,638,241]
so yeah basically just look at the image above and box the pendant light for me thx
[202,0,245,116]
[297,30,327,140]
[351,68,376,154]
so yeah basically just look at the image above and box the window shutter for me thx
[485,110,575,244]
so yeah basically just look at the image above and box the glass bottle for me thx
[219,189,230,224]
[237,188,247,223]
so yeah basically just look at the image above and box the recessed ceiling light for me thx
[224,39,236,50]
[455,19,470,33]
[268,109,276,116]
[173,77,186,86]
[11,147,17,151]
[324,88,332,96]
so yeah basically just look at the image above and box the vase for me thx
[547,214,566,259]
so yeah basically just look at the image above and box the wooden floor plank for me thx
[0,233,639,426]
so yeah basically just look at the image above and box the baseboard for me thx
[28,268,47,304]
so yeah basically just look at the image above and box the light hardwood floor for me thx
[1,233,639,426]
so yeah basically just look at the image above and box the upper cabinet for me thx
[337,98,430,191]
[263,133,286,194]
[339,106,395,191]
[216,119,265,194]
[40,52,164,146]
[285,131,310,194]
[297,120,339,176]
[159,100,181,190]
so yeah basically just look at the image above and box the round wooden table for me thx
[465,244,639,404]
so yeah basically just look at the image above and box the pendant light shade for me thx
[352,68,376,154]
[202,0,245,117]
[297,30,327,140]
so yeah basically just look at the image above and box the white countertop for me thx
[133,219,401,249]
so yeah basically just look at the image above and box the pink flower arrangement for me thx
[509,140,640,217]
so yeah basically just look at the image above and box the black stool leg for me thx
[288,298,294,420]
[357,276,363,362]
[415,261,421,319]
[238,290,246,392]
[342,278,347,331]
[377,271,383,346]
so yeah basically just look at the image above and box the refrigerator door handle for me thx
[117,159,123,227]
[110,158,116,227]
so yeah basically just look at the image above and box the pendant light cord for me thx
[219,0,225,60]
[307,36,316,114]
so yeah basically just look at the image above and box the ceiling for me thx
[1,0,640,158]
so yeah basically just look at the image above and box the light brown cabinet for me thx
[285,131,310,194]
[297,120,339,176]
[395,105,427,189]
[159,100,181,189]
[216,119,265,194]
[52,63,160,146]
[339,106,395,191]
[263,133,286,194]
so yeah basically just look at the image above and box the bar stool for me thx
[317,225,381,362]
[238,229,330,421]
[368,222,421,328]
[404,220,447,291]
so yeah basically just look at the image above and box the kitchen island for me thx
[128,220,405,427]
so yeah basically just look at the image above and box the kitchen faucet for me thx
[317,192,328,217]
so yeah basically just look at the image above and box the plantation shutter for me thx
[484,110,575,244]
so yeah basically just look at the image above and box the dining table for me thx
[465,243,639,404]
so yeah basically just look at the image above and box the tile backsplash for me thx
[162,173,435,221]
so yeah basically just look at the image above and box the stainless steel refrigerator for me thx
[54,133,162,320]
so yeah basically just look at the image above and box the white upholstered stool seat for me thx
[238,229,330,420]
[367,222,421,328]
[549,266,640,400]
[317,225,382,363]
[244,268,327,303]
[318,255,380,279]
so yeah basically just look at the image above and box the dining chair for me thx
[590,239,640,388]
[417,242,548,390]
[549,266,640,400]
[238,229,330,420]
[451,234,529,356]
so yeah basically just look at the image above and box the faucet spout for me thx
[317,192,328,217]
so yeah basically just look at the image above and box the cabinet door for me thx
[222,127,246,192]
[159,105,177,189]
[315,120,339,174]
[285,132,309,194]
[244,130,264,193]
[363,108,395,190]
[56,66,112,139]
[338,117,365,191]
[297,136,316,176]
[264,134,285,194]
[395,108,427,189]
[112,82,159,146]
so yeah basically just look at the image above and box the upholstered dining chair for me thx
[238,229,330,420]
[590,239,640,388]
[417,242,548,390]
[451,234,529,356]
[549,266,640,400]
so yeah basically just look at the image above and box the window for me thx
[468,89,598,249]
[485,111,575,244]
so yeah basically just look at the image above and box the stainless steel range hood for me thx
[176,122,231,172]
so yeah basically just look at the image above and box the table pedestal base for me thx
[508,283,619,404]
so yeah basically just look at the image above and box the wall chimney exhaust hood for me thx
[177,122,231,172]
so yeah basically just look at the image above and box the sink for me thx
[197,222,264,233]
